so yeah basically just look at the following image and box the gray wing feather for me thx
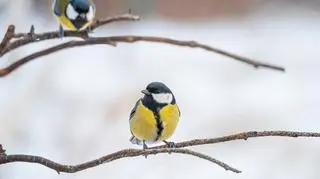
[129,136,143,145]
[129,99,142,145]
[129,99,140,120]
[53,0,63,16]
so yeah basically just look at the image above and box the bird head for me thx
[65,0,95,29]
[141,82,174,104]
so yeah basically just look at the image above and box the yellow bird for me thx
[52,0,96,37]
[129,82,180,149]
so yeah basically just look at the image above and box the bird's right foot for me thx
[143,141,148,158]
[59,25,64,39]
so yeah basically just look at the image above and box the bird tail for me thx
[129,136,143,145]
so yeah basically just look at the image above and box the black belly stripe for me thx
[154,111,163,141]
[140,96,166,141]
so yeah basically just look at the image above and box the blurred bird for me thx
[52,0,96,37]
[129,82,180,149]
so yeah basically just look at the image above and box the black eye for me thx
[148,87,160,93]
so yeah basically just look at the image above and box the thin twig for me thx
[0,35,284,76]
[0,148,241,174]
[1,130,319,174]
[90,13,140,30]
[106,36,285,71]
[0,25,15,54]
[0,144,6,156]
[150,131,320,149]
[3,14,140,56]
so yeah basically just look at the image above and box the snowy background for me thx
[0,0,320,179]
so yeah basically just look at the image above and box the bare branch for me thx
[105,36,285,71]
[2,13,140,57]
[0,144,6,156]
[0,148,240,174]
[0,25,15,54]
[0,13,285,75]
[151,130,320,149]
[0,35,285,77]
[1,130,319,174]
[90,13,140,30]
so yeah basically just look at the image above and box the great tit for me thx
[52,0,95,37]
[129,82,180,149]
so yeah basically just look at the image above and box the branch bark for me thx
[150,130,320,149]
[0,35,285,77]
[0,148,240,174]
[1,130,319,174]
[1,13,140,56]
[0,13,285,77]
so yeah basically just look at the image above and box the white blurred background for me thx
[0,0,320,178]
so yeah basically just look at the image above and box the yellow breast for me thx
[130,100,180,142]
[130,100,158,142]
[57,15,77,31]
[56,15,93,31]
[158,104,180,141]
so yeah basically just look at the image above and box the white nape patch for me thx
[66,3,78,20]
[152,93,173,104]
[86,6,95,21]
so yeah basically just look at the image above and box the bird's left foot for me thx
[163,140,176,148]
[142,141,148,159]
[86,26,93,34]
[58,25,64,39]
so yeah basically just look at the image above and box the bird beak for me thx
[141,89,151,95]
[79,13,87,20]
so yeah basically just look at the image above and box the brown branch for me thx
[1,130,319,174]
[0,35,285,77]
[90,13,140,30]
[150,130,320,149]
[0,148,241,174]
[0,13,285,74]
[0,25,15,54]
[0,144,6,156]
[1,13,140,57]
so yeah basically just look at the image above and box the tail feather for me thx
[129,136,143,145]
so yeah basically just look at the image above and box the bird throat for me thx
[71,17,88,30]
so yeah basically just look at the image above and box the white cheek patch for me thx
[152,93,173,104]
[66,4,78,20]
[86,6,95,21]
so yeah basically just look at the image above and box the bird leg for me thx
[163,140,176,148]
[59,25,64,38]
[86,25,93,34]
[142,140,148,158]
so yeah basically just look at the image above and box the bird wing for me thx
[129,99,143,145]
[53,0,69,16]
[178,105,181,117]
[129,99,140,120]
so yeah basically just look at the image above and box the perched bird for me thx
[129,82,180,149]
[52,0,96,37]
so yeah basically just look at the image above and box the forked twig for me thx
[0,148,240,174]
[0,35,285,76]
[1,130,319,174]
[0,13,285,77]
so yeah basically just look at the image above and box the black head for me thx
[70,0,91,13]
[141,82,175,105]
[142,82,172,95]
[66,0,95,30]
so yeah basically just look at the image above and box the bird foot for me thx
[163,140,176,148]
[143,141,148,158]
[59,25,64,39]
[86,26,93,34]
